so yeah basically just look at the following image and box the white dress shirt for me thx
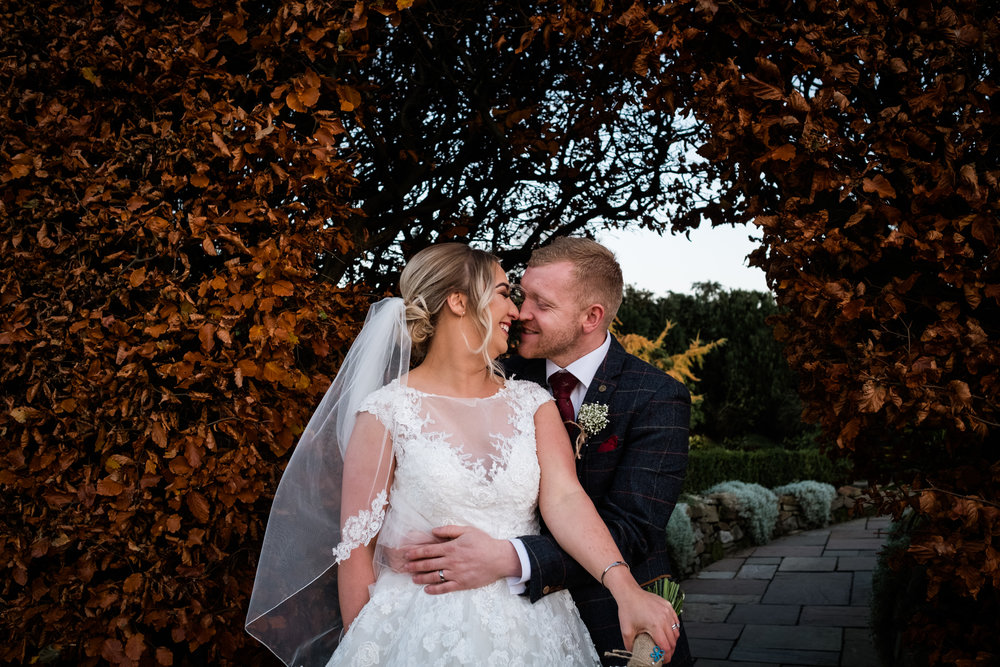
[507,333,612,593]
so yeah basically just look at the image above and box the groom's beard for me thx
[515,319,579,362]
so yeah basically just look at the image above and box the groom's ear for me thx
[580,303,606,334]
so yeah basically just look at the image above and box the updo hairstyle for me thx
[399,243,503,369]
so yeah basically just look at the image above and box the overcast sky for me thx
[596,224,769,296]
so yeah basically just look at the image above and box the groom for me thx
[404,237,692,665]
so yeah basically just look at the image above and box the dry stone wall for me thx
[675,485,868,578]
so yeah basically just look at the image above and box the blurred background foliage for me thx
[617,283,811,449]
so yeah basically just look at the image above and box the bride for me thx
[247,244,680,666]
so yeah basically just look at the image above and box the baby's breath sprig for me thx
[569,402,609,458]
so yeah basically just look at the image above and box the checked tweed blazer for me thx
[504,336,693,666]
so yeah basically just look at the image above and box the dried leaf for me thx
[186,491,211,523]
[337,85,362,112]
[96,478,124,496]
[129,267,147,288]
[862,174,897,199]
[123,573,143,594]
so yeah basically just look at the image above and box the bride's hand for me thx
[610,579,681,659]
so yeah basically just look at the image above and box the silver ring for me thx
[438,569,446,583]
[671,623,680,630]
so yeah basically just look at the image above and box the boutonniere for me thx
[570,402,609,459]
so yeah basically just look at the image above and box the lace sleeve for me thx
[333,383,400,563]
[357,381,398,427]
[509,379,554,415]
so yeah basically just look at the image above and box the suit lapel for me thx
[582,336,627,405]
[576,336,628,455]
[506,339,629,455]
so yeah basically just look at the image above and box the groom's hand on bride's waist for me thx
[402,525,521,594]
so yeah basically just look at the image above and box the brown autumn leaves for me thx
[2,0,998,664]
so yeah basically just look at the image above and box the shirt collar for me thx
[545,332,612,391]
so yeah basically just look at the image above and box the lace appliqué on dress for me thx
[333,491,388,563]
[327,380,599,666]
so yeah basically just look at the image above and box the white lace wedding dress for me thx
[326,379,601,667]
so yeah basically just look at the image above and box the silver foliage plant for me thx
[664,502,695,574]
[773,480,837,529]
[704,480,779,545]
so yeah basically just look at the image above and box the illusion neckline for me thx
[398,378,510,402]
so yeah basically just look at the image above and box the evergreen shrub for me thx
[704,481,778,545]
[773,481,837,528]
[684,448,847,494]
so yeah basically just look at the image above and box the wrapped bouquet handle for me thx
[614,632,664,666]
[605,575,683,666]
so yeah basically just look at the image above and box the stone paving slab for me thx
[761,572,853,605]
[737,564,778,579]
[750,545,824,558]
[828,526,887,539]
[829,532,885,543]
[826,537,887,551]
[703,557,746,572]
[727,603,800,625]
[728,646,840,665]
[695,570,737,580]
[778,556,837,572]
[683,578,770,596]
[684,602,734,623]
[745,556,782,565]
[689,638,734,660]
[685,620,743,640]
[687,516,889,667]
[693,660,779,667]
[738,624,842,651]
[687,593,762,605]
[830,528,885,537]
[800,605,870,627]
[837,555,878,570]
[774,530,831,546]
[851,570,874,605]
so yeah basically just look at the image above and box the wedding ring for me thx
[438,569,446,583]
[671,623,680,630]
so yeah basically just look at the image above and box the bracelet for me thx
[600,560,630,588]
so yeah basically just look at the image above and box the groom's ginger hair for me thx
[528,237,624,328]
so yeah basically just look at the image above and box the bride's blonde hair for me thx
[400,243,503,374]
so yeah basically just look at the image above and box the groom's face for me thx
[516,261,585,367]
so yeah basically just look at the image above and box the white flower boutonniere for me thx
[570,402,609,459]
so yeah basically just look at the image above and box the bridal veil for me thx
[246,298,410,666]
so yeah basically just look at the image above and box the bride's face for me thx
[485,262,519,359]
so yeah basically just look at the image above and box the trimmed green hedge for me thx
[683,448,850,495]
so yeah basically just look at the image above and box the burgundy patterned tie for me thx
[548,370,579,424]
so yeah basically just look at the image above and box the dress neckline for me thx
[399,378,509,402]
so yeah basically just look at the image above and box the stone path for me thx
[683,515,891,666]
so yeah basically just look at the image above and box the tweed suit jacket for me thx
[504,336,693,666]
